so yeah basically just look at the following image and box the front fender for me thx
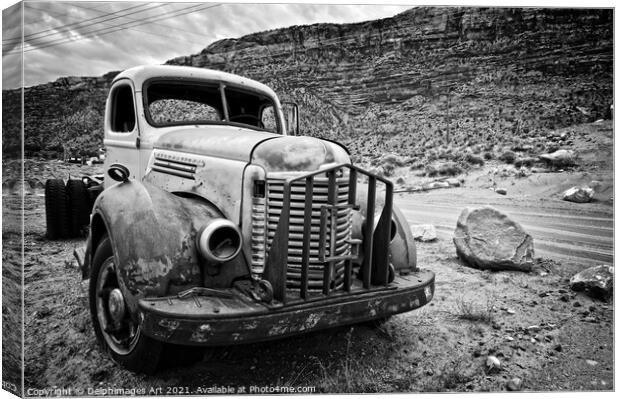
[352,184,417,273]
[90,180,243,316]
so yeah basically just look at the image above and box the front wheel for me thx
[89,237,163,374]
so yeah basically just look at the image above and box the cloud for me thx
[2,1,412,89]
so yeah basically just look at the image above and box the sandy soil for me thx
[1,121,614,394]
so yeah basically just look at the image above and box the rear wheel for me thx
[45,179,69,239]
[89,237,163,374]
[66,179,90,237]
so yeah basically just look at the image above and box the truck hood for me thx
[155,126,278,162]
[252,136,350,172]
[155,126,350,171]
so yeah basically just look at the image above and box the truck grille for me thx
[264,175,352,291]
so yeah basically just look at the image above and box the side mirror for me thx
[282,102,299,136]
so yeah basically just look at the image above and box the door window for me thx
[110,84,136,133]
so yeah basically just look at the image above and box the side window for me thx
[111,84,136,133]
[260,105,277,133]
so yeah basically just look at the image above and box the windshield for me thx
[144,80,279,133]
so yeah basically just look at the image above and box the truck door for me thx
[103,79,140,188]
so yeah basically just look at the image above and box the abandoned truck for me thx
[44,65,435,373]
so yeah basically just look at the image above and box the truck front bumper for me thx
[138,270,434,346]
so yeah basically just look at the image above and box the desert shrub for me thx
[381,163,395,177]
[514,156,537,167]
[426,161,462,177]
[381,153,405,167]
[425,165,439,177]
[409,161,425,170]
[464,153,484,166]
[498,151,516,164]
[483,152,494,160]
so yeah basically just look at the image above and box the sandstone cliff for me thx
[2,7,613,163]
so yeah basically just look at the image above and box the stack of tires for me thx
[45,179,91,239]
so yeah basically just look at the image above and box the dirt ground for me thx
[1,121,614,394]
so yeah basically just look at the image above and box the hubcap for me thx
[108,288,126,323]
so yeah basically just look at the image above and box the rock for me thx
[495,188,507,195]
[588,180,602,190]
[562,186,594,203]
[410,224,437,242]
[453,206,534,272]
[506,377,523,391]
[425,181,450,190]
[553,343,563,352]
[445,178,461,187]
[586,359,598,366]
[569,265,613,300]
[539,149,576,167]
[486,356,501,371]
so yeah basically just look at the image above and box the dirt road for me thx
[397,187,614,267]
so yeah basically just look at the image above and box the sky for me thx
[1,0,416,89]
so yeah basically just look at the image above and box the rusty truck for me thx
[44,65,435,373]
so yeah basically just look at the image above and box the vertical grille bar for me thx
[300,176,313,299]
[322,170,337,296]
[362,176,376,289]
[383,188,394,285]
[264,181,291,303]
[344,169,357,292]
[370,178,394,286]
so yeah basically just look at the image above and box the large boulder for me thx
[539,149,576,167]
[569,265,613,300]
[453,206,534,272]
[562,186,594,203]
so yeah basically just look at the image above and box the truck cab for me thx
[62,65,434,373]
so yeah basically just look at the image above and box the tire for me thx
[66,179,90,237]
[45,179,69,239]
[89,237,163,374]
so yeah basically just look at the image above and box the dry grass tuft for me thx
[313,328,382,393]
[454,296,495,324]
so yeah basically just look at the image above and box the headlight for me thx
[196,219,242,263]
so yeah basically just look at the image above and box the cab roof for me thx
[113,65,278,98]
